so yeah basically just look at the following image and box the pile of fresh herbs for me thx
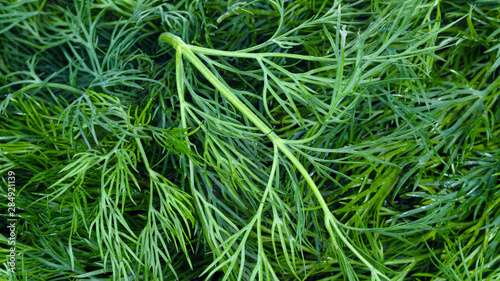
[1,0,499,280]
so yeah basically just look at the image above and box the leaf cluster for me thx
[1,0,499,280]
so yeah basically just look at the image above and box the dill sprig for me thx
[1,0,499,280]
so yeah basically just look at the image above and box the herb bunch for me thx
[1,0,499,280]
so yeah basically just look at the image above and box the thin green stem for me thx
[4,82,86,96]
[189,45,342,62]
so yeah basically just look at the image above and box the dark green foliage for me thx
[1,0,499,280]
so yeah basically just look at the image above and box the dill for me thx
[1,0,499,280]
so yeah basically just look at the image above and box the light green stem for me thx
[5,82,86,96]
[159,32,382,275]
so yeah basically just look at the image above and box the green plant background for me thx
[0,0,499,280]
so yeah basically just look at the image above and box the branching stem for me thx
[160,32,384,276]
